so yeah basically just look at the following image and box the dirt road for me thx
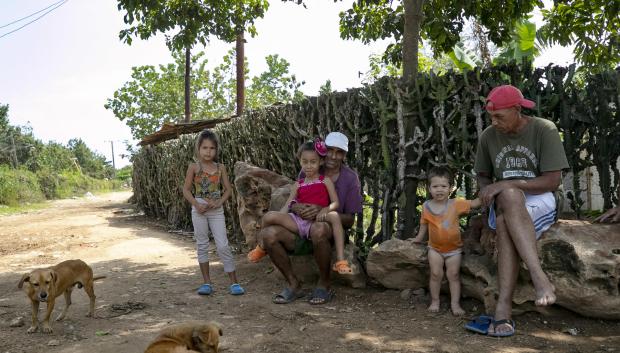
[0,191,618,352]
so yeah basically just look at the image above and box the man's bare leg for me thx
[490,214,519,335]
[497,189,556,306]
[309,222,333,290]
[261,225,301,292]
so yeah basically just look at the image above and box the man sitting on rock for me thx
[255,132,363,305]
[469,85,569,337]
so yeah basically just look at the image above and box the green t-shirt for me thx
[474,116,569,181]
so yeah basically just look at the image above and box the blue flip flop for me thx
[197,283,213,295]
[229,283,245,295]
[464,315,494,335]
[488,319,516,337]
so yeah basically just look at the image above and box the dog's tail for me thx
[93,275,107,281]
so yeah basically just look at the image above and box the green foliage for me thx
[448,42,480,72]
[538,0,620,70]
[246,54,305,106]
[115,165,133,184]
[494,19,539,65]
[68,139,113,179]
[0,105,118,204]
[117,0,269,51]
[105,50,305,140]
[0,165,45,206]
[339,0,541,66]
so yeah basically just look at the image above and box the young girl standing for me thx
[183,129,245,296]
[412,166,480,315]
[258,139,352,274]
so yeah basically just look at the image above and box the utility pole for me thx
[9,134,18,168]
[105,140,116,178]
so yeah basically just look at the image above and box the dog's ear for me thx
[191,327,202,346]
[50,270,58,285]
[18,273,30,289]
[218,327,223,336]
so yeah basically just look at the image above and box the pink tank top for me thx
[296,175,330,207]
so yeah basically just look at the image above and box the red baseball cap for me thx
[485,85,535,111]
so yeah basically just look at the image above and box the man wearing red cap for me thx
[469,85,569,337]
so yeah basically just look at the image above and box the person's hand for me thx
[411,235,425,245]
[594,206,620,223]
[206,199,223,210]
[479,181,510,207]
[316,207,330,222]
[194,202,208,214]
[291,203,321,220]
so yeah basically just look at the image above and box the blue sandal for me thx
[197,283,213,295]
[229,283,245,295]
[464,315,494,334]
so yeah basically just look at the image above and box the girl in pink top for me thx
[260,139,352,274]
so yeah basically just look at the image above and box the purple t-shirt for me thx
[298,165,363,215]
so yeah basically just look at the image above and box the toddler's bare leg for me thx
[427,248,444,313]
[445,253,465,316]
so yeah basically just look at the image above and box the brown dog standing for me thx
[17,259,105,333]
[144,321,222,353]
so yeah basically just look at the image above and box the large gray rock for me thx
[234,162,293,247]
[366,221,620,319]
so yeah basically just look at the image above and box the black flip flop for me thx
[272,287,303,304]
[308,287,334,305]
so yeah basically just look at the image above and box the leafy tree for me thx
[246,54,305,107]
[106,50,305,140]
[494,19,539,65]
[538,0,619,70]
[68,139,113,179]
[339,0,541,80]
[116,0,269,122]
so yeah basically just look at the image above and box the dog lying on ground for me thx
[17,259,105,334]
[144,321,223,353]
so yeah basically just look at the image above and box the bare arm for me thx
[323,178,340,211]
[280,183,299,213]
[478,170,562,207]
[210,164,233,208]
[183,164,207,213]
[412,223,428,244]
[469,197,482,209]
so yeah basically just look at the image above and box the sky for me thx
[0,0,574,169]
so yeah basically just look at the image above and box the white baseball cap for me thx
[325,132,349,152]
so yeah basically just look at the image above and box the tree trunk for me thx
[402,0,424,81]
[184,46,191,123]
[236,32,245,116]
[473,21,492,68]
[401,0,425,238]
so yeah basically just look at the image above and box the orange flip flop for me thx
[332,260,352,274]
[247,245,267,263]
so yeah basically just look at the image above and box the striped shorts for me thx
[488,191,557,239]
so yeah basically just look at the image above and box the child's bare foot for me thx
[427,300,440,313]
[451,303,465,316]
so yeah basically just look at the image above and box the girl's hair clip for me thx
[314,138,327,157]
